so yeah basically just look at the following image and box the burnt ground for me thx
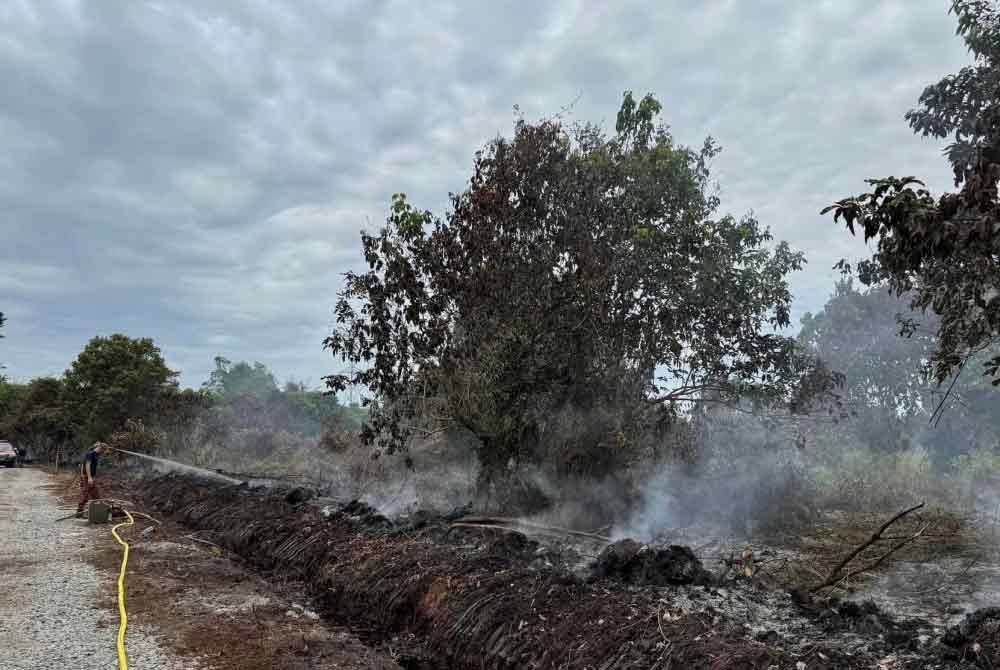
[62,470,401,670]
[103,468,1000,670]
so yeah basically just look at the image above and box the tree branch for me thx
[810,502,925,593]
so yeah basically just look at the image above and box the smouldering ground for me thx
[637,504,996,633]
[87,470,401,670]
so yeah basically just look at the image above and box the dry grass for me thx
[759,505,979,594]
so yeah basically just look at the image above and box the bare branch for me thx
[810,502,926,593]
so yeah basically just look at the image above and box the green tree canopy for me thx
[3,377,74,460]
[825,1,1000,386]
[326,92,831,477]
[798,280,938,418]
[202,356,278,400]
[63,334,178,444]
[152,386,214,438]
[798,279,1000,458]
[0,380,28,433]
[201,360,345,435]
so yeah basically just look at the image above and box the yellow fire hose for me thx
[110,509,135,670]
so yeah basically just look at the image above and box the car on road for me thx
[0,440,17,467]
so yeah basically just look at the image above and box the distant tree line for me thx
[0,333,363,464]
[797,280,1000,462]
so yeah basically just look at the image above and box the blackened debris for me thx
[285,486,316,505]
[485,530,539,558]
[342,499,393,530]
[407,510,434,530]
[801,597,918,650]
[590,539,713,586]
[943,607,1000,648]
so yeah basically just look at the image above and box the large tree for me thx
[3,377,74,461]
[800,280,940,455]
[201,358,346,436]
[824,1,1000,387]
[326,92,830,479]
[202,356,278,400]
[799,279,1000,460]
[798,280,939,420]
[63,334,178,444]
[0,380,28,433]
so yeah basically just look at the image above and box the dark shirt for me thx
[82,449,99,479]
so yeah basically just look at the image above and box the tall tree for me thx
[63,334,178,444]
[326,92,831,479]
[799,279,1000,459]
[0,380,27,432]
[798,280,938,418]
[4,377,74,461]
[202,356,278,400]
[824,1,1000,387]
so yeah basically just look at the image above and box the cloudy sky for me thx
[0,1,973,389]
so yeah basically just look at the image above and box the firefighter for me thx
[76,441,108,518]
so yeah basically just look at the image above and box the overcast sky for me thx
[0,1,973,389]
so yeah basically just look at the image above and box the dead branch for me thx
[829,523,930,590]
[129,511,162,525]
[810,502,925,593]
[184,534,225,551]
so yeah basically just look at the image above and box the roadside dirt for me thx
[61,469,402,670]
[0,467,185,670]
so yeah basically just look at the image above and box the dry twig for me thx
[810,502,926,593]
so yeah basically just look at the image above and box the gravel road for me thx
[0,467,187,670]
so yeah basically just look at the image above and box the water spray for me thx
[110,447,243,485]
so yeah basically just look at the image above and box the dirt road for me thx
[0,467,185,670]
[0,467,401,670]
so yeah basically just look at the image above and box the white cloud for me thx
[0,0,975,387]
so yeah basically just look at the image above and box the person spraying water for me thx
[76,441,109,518]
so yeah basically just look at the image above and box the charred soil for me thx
[113,470,1000,669]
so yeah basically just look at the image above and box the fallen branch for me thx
[829,523,930,591]
[184,533,226,551]
[810,502,925,593]
[128,511,162,525]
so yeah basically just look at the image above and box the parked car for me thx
[0,441,17,467]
